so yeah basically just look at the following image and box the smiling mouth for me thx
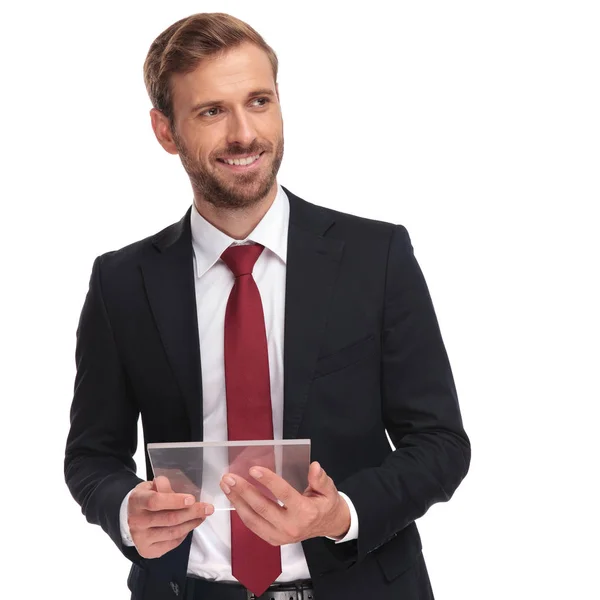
[217,152,264,167]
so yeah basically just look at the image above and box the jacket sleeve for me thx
[64,254,145,564]
[338,224,471,561]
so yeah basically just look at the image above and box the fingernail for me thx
[250,468,263,479]
[204,505,214,515]
[185,496,195,506]
[222,483,231,495]
[224,476,236,486]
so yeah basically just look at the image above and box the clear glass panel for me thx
[147,440,311,510]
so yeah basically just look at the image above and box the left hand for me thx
[220,461,351,546]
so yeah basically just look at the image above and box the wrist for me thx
[326,495,351,539]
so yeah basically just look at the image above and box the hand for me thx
[128,476,214,559]
[220,461,350,545]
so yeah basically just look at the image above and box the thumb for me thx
[307,462,332,493]
[152,475,174,494]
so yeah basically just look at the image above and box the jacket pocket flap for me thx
[373,526,423,582]
[314,334,376,378]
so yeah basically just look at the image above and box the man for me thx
[65,12,470,600]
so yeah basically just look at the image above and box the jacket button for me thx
[170,581,180,596]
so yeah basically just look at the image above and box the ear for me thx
[150,108,179,155]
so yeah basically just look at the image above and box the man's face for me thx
[166,42,284,210]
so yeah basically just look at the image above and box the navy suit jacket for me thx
[65,187,470,599]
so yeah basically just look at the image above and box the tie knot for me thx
[221,244,265,277]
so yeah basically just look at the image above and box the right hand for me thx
[128,475,214,559]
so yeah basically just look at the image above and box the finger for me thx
[148,475,202,509]
[226,488,281,544]
[153,475,202,507]
[146,517,206,544]
[307,462,335,495]
[248,467,302,510]
[130,488,198,512]
[222,474,285,529]
[143,503,214,528]
[153,475,174,494]
[128,481,154,501]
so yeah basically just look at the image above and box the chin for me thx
[204,182,272,210]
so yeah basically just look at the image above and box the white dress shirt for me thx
[120,184,358,581]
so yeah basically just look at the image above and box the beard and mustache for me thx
[172,129,284,210]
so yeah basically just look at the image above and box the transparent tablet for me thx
[147,439,311,510]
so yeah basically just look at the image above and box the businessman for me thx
[65,12,470,600]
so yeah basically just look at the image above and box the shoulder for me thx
[95,209,190,270]
[283,186,411,252]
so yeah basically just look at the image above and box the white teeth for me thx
[223,154,260,166]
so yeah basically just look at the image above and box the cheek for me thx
[251,110,281,138]
[181,126,220,162]
[264,114,283,136]
[191,142,215,168]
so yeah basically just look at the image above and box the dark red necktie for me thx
[221,244,282,596]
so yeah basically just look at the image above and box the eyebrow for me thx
[190,89,276,114]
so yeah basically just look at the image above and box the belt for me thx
[185,576,314,600]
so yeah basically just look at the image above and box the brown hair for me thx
[143,13,278,126]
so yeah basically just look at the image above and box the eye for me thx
[252,97,270,107]
[201,107,221,118]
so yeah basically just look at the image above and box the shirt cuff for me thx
[119,489,136,547]
[325,491,359,544]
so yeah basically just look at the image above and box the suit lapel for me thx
[138,188,343,443]
[282,187,345,439]
[140,208,204,441]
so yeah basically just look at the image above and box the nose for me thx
[225,108,257,148]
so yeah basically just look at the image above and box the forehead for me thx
[171,42,275,111]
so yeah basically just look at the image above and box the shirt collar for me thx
[190,184,289,279]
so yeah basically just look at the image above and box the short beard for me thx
[173,129,284,211]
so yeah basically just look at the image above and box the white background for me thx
[1,1,598,598]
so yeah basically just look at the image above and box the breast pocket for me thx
[313,334,377,379]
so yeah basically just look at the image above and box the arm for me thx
[325,492,359,543]
[337,224,471,560]
[64,255,145,564]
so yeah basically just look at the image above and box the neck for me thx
[193,183,278,240]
